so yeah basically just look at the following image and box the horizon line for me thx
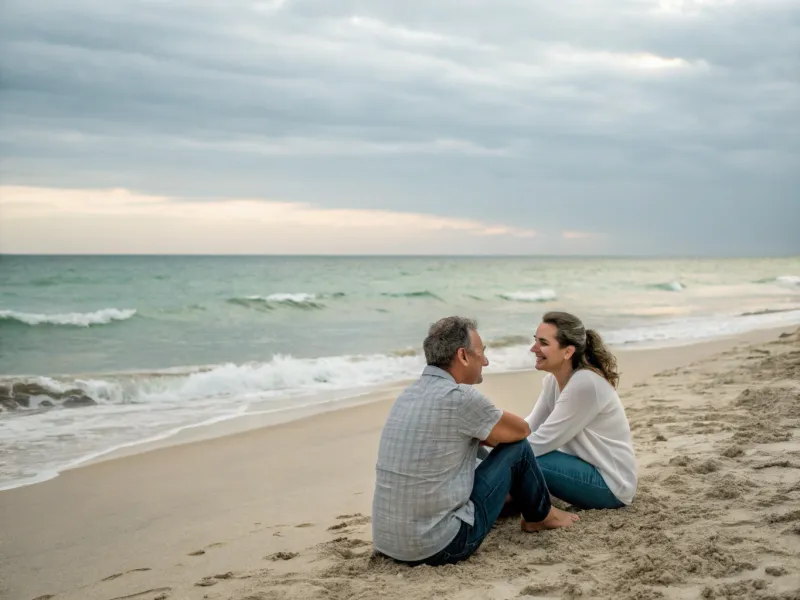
[2,252,798,260]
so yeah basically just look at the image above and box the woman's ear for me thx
[564,345,576,361]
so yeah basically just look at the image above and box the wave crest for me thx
[776,276,800,287]
[650,281,685,292]
[228,293,328,311]
[381,291,443,301]
[755,275,800,287]
[0,308,137,327]
[498,290,557,303]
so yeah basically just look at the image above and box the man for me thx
[372,317,579,566]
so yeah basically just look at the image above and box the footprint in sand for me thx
[328,515,371,531]
[194,572,236,587]
[767,509,800,524]
[187,541,226,556]
[295,523,315,528]
[721,445,745,458]
[323,537,372,560]
[107,588,171,600]
[266,551,298,561]
[101,568,152,582]
[753,460,798,470]
[32,596,55,600]
[519,582,563,596]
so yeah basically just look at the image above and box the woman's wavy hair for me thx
[542,311,619,388]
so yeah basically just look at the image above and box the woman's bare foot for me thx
[521,506,580,532]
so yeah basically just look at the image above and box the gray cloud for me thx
[1,0,798,255]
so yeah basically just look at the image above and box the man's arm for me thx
[482,411,531,447]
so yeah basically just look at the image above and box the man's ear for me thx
[457,347,469,365]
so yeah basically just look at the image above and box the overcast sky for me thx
[0,0,798,255]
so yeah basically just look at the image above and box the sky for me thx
[0,0,798,256]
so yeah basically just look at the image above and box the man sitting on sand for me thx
[372,317,578,566]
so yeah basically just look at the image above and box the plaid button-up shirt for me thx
[371,366,502,561]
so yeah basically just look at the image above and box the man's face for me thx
[466,330,489,384]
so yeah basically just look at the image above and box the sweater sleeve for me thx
[527,371,609,456]
[524,375,554,432]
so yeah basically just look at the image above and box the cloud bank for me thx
[0,0,798,254]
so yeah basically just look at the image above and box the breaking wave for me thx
[380,290,444,301]
[498,290,557,303]
[755,275,800,287]
[650,281,686,292]
[0,308,137,327]
[227,292,337,311]
[776,275,800,287]
[0,346,537,489]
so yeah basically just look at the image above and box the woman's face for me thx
[530,322,571,372]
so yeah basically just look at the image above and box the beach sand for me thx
[1,327,799,600]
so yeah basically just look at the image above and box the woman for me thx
[525,311,637,510]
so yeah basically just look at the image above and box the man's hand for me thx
[483,411,531,446]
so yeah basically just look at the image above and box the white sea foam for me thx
[0,345,540,490]
[265,293,318,303]
[229,292,327,310]
[656,281,685,292]
[776,275,800,287]
[603,308,800,347]
[499,289,557,303]
[0,308,137,327]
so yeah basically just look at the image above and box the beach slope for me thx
[1,328,799,600]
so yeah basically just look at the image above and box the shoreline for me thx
[0,324,795,493]
[74,324,795,463]
[0,324,798,599]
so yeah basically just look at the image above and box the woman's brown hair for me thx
[542,311,619,388]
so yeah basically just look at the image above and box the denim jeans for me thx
[536,450,624,510]
[409,440,551,566]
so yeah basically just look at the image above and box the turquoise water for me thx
[1,255,799,489]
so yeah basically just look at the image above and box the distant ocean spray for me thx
[1,255,799,490]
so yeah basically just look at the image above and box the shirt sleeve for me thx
[524,375,554,432]
[457,385,503,441]
[527,372,609,456]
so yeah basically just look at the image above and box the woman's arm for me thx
[524,380,553,432]
[527,373,608,456]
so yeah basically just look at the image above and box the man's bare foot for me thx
[521,506,579,532]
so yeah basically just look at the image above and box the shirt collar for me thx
[422,365,456,382]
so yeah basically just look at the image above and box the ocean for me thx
[1,254,799,490]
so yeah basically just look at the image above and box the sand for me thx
[1,328,799,600]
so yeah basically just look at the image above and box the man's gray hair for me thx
[423,316,477,369]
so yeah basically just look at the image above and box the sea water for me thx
[1,255,799,489]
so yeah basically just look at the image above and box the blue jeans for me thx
[537,451,624,510]
[409,440,551,566]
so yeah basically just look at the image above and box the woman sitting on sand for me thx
[524,311,637,510]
